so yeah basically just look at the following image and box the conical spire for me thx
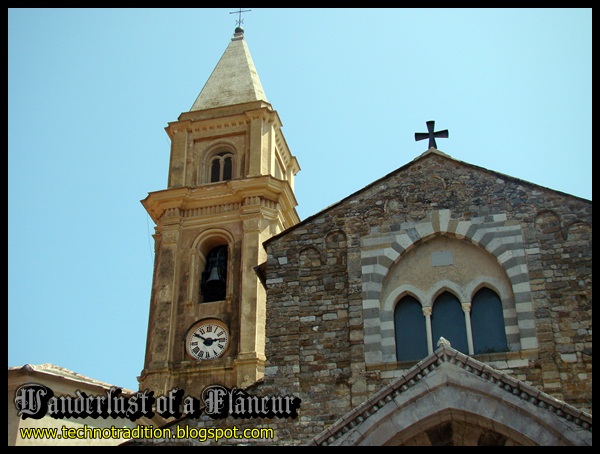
[190,28,268,111]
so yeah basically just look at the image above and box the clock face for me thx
[187,321,229,360]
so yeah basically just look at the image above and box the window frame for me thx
[208,151,234,183]
[393,285,508,362]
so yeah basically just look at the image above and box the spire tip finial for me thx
[230,8,251,34]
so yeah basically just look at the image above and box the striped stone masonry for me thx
[361,209,537,365]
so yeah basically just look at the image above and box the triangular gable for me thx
[309,343,592,446]
[265,148,591,247]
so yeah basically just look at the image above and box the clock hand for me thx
[193,333,215,346]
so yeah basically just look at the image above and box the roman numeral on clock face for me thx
[188,322,229,360]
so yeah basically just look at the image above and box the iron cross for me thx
[230,8,251,28]
[415,121,449,149]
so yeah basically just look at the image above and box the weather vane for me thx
[415,120,449,149]
[230,8,251,29]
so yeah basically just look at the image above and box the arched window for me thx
[394,296,428,362]
[471,288,508,354]
[391,286,509,363]
[209,152,233,183]
[431,292,468,354]
[200,245,228,302]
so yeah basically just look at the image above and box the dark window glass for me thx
[209,153,233,182]
[394,296,428,362]
[223,157,232,181]
[471,288,508,354]
[431,292,468,353]
[210,158,221,183]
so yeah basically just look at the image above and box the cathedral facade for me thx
[256,148,592,445]
[136,27,592,446]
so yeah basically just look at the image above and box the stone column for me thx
[462,302,474,355]
[422,306,433,354]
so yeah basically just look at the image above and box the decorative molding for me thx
[361,209,537,365]
[310,344,592,446]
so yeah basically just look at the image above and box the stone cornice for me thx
[166,106,283,139]
[142,176,299,227]
[171,101,276,129]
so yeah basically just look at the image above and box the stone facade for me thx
[311,344,592,446]
[254,149,592,444]
[138,148,591,446]
[133,29,591,446]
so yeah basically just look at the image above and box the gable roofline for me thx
[309,342,592,446]
[8,363,135,394]
[264,148,591,247]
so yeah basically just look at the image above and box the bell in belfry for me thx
[201,245,228,302]
[206,264,224,285]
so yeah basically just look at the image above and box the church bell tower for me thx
[138,25,300,396]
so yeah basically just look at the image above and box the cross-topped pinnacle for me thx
[230,8,251,30]
[415,120,449,149]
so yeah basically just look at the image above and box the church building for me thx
[136,25,592,446]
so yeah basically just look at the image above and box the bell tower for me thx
[138,26,300,396]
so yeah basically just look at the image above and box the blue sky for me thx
[8,8,591,392]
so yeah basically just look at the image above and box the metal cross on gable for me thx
[230,8,251,28]
[415,120,449,149]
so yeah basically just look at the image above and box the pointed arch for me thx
[471,287,508,354]
[425,280,467,305]
[431,292,468,354]
[394,295,427,362]
[361,209,537,367]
